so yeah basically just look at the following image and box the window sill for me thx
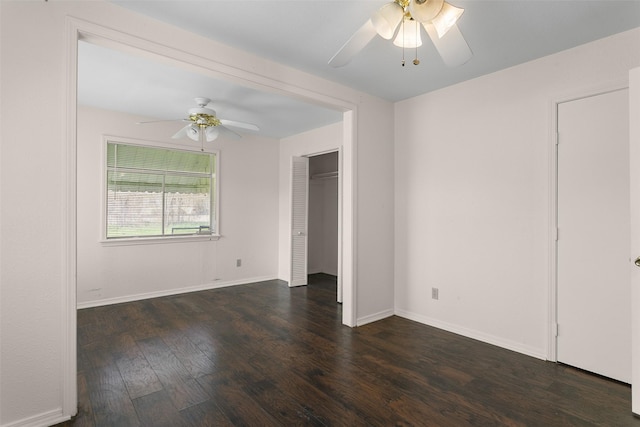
[100,234,221,247]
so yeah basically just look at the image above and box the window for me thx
[105,141,217,239]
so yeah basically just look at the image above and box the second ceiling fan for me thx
[138,97,259,148]
[329,0,472,68]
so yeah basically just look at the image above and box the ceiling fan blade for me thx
[219,119,259,132]
[328,19,377,68]
[171,124,191,139]
[423,22,472,67]
[136,118,185,125]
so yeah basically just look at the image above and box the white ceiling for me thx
[79,0,640,139]
[77,41,344,139]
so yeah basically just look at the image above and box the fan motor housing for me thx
[188,107,221,127]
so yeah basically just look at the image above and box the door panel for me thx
[290,156,309,287]
[557,89,631,383]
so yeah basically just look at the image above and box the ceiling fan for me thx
[137,97,259,148]
[329,0,472,68]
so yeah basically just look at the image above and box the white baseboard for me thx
[77,275,279,309]
[1,408,69,427]
[395,309,546,360]
[357,308,394,326]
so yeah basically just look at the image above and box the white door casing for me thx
[629,66,640,415]
[337,147,343,303]
[556,88,631,383]
[290,156,309,287]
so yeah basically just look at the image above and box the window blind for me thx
[106,142,216,238]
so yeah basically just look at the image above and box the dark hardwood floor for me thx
[57,274,637,426]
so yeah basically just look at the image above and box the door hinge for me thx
[554,323,559,337]
[554,227,559,241]
[556,132,560,145]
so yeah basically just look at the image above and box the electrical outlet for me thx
[236,259,242,267]
[88,288,102,298]
[432,287,439,300]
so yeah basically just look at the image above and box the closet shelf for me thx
[310,171,338,180]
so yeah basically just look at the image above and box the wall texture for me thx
[394,27,640,359]
[77,106,280,306]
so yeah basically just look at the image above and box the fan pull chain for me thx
[413,19,420,66]
[400,19,420,66]
[200,125,205,152]
[401,19,406,66]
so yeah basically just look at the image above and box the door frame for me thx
[291,149,343,301]
[548,80,630,363]
[629,66,640,415]
[65,17,359,418]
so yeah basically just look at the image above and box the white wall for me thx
[308,177,339,276]
[354,99,396,325]
[0,2,394,425]
[395,27,640,359]
[77,106,279,306]
[1,3,72,425]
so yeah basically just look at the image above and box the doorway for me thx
[288,150,342,302]
[556,88,631,383]
[308,152,340,301]
[66,20,359,419]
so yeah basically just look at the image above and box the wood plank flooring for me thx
[57,274,638,426]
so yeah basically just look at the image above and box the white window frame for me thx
[100,135,220,246]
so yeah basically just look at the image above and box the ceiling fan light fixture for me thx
[205,126,220,142]
[432,2,464,38]
[327,0,473,68]
[408,0,445,23]
[186,124,220,143]
[186,124,199,141]
[371,2,404,39]
[393,18,422,48]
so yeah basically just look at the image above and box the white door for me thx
[557,88,631,383]
[629,67,640,415]
[290,156,309,287]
